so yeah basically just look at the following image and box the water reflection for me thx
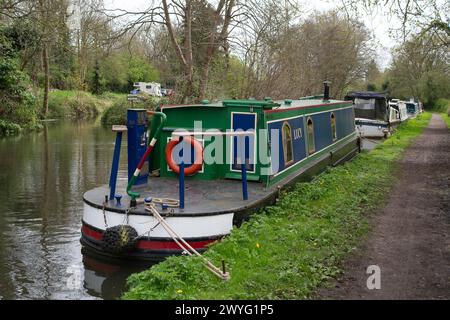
[82,250,154,300]
[0,121,135,299]
[360,137,382,150]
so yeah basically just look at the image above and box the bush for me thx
[101,98,129,126]
[0,26,38,136]
[0,119,22,136]
[431,98,450,114]
[101,95,168,126]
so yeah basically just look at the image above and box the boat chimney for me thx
[323,81,331,102]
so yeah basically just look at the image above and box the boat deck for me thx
[83,177,279,220]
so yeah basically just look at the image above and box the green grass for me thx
[122,113,432,300]
[432,98,450,129]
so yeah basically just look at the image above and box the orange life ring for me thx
[165,136,203,175]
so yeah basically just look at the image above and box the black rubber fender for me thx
[101,225,138,254]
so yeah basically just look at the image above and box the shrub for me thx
[431,98,450,114]
[101,98,129,126]
[101,95,168,126]
[0,119,22,136]
[0,26,38,136]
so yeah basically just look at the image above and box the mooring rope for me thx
[144,202,230,281]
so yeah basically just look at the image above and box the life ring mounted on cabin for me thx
[165,136,203,175]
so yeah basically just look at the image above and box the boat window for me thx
[307,117,315,154]
[146,85,152,89]
[282,122,294,166]
[330,113,337,141]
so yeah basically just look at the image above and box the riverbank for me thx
[122,112,432,300]
[40,90,125,120]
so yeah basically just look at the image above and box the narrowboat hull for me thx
[355,118,390,138]
[81,135,359,261]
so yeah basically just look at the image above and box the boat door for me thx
[230,112,257,173]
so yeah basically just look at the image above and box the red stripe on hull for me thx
[81,223,218,251]
[81,225,102,240]
[136,239,216,250]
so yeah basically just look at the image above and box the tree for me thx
[365,59,382,91]
[37,0,70,115]
[90,60,103,95]
[0,25,36,128]
[104,0,238,102]
[236,10,373,99]
[4,0,72,115]
[161,0,236,101]
[341,0,449,47]
[386,34,450,106]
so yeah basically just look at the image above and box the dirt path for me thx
[319,114,450,300]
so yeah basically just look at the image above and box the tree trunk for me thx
[162,0,194,104]
[182,0,194,103]
[42,44,50,116]
[198,63,210,101]
[198,0,235,101]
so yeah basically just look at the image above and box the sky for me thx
[103,0,399,69]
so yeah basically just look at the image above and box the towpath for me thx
[319,114,450,299]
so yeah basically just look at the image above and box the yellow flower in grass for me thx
[256,243,261,249]
[176,289,183,294]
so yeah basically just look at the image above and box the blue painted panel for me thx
[127,109,148,185]
[267,107,354,176]
[268,116,306,174]
[334,108,355,139]
[310,112,333,151]
[232,113,256,171]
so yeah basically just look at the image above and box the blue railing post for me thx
[109,130,124,200]
[179,137,185,209]
[241,136,248,201]
[241,162,248,201]
[179,161,185,209]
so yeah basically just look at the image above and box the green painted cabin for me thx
[148,97,357,188]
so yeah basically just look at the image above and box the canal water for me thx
[360,138,381,151]
[0,121,153,300]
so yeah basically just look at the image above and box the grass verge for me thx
[441,113,450,128]
[123,113,432,300]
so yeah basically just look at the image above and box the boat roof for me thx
[345,91,388,100]
[272,99,348,109]
[161,98,350,111]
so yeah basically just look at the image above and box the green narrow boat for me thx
[81,84,360,261]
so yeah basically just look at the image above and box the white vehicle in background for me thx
[131,82,162,97]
